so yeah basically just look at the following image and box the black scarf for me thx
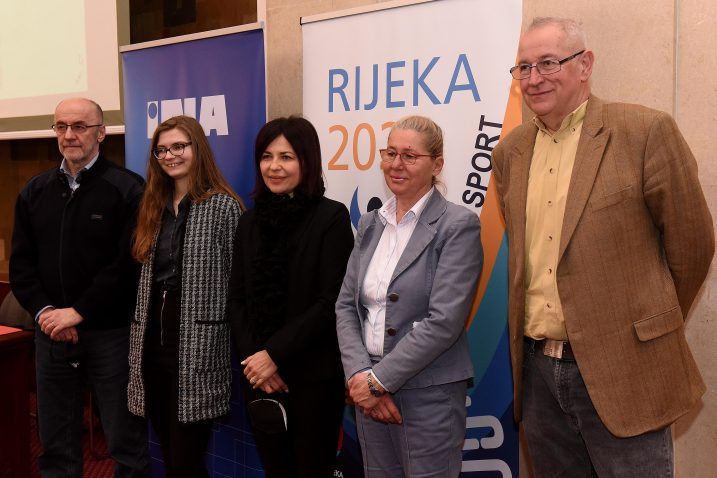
[248,193,316,343]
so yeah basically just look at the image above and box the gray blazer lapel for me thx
[358,213,385,289]
[390,192,446,283]
[559,96,610,262]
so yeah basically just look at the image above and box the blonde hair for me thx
[389,115,444,190]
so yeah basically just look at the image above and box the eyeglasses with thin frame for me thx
[379,149,434,165]
[509,50,586,80]
[52,123,103,135]
[152,142,192,160]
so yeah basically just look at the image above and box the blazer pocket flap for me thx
[590,185,632,211]
[633,306,683,342]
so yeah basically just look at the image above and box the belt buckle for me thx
[543,339,564,359]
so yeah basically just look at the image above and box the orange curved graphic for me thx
[466,80,523,328]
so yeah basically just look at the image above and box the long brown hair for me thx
[132,115,244,263]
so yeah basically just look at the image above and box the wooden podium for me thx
[0,326,33,478]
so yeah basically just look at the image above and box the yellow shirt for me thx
[524,101,588,341]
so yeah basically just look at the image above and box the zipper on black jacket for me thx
[58,182,76,306]
[159,290,167,346]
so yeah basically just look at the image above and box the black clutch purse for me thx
[247,398,287,434]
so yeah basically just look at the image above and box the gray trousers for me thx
[356,381,467,478]
[522,339,674,478]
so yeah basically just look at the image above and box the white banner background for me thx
[304,0,521,216]
[304,0,523,476]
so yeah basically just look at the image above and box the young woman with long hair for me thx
[127,115,243,477]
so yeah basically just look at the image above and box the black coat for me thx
[10,155,144,329]
[228,196,354,385]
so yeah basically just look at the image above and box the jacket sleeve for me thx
[71,178,144,323]
[372,211,483,392]
[335,213,375,381]
[228,214,261,361]
[264,205,354,366]
[643,112,715,317]
[491,142,507,220]
[10,191,53,318]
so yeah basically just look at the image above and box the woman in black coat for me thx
[228,116,354,477]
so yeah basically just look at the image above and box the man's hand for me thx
[54,326,79,344]
[39,307,83,341]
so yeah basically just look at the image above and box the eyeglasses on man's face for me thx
[52,123,103,135]
[509,50,586,80]
[379,149,434,165]
[152,142,192,160]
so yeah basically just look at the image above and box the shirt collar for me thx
[533,99,588,136]
[378,187,435,226]
[60,152,100,179]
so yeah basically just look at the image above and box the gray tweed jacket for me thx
[128,193,241,423]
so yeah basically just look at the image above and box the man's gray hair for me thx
[528,17,588,50]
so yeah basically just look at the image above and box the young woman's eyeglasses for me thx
[152,142,192,160]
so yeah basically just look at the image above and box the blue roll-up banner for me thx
[122,26,267,478]
[122,26,265,204]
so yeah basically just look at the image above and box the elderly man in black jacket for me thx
[10,97,150,477]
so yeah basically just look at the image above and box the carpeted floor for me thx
[30,392,116,477]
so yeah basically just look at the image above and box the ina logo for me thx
[146,95,229,138]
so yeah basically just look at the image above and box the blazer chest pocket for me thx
[590,185,632,211]
[633,306,683,342]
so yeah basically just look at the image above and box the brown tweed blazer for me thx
[492,96,714,438]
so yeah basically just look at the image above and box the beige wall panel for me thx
[522,0,675,113]
[674,4,717,478]
[676,1,717,186]
[265,0,392,118]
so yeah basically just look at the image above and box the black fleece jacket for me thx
[10,155,145,330]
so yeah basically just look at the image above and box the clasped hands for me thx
[38,307,82,343]
[347,371,402,425]
[241,350,289,394]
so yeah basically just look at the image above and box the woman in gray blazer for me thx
[336,115,483,477]
[127,116,243,477]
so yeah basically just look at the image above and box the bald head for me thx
[54,97,106,176]
[56,97,104,124]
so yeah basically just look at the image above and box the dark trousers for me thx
[522,339,674,478]
[248,376,345,478]
[143,287,213,478]
[34,327,151,478]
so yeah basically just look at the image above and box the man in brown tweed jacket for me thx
[492,17,714,477]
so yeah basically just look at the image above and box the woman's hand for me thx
[259,372,289,394]
[347,371,378,408]
[367,394,402,424]
[242,350,279,390]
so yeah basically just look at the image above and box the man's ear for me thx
[97,125,107,143]
[580,50,594,82]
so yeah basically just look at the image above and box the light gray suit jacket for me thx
[336,191,482,392]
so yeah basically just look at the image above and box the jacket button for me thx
[388,293,399,302]
[386,328,397,336]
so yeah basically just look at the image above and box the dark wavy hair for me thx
[252,116,326,200]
